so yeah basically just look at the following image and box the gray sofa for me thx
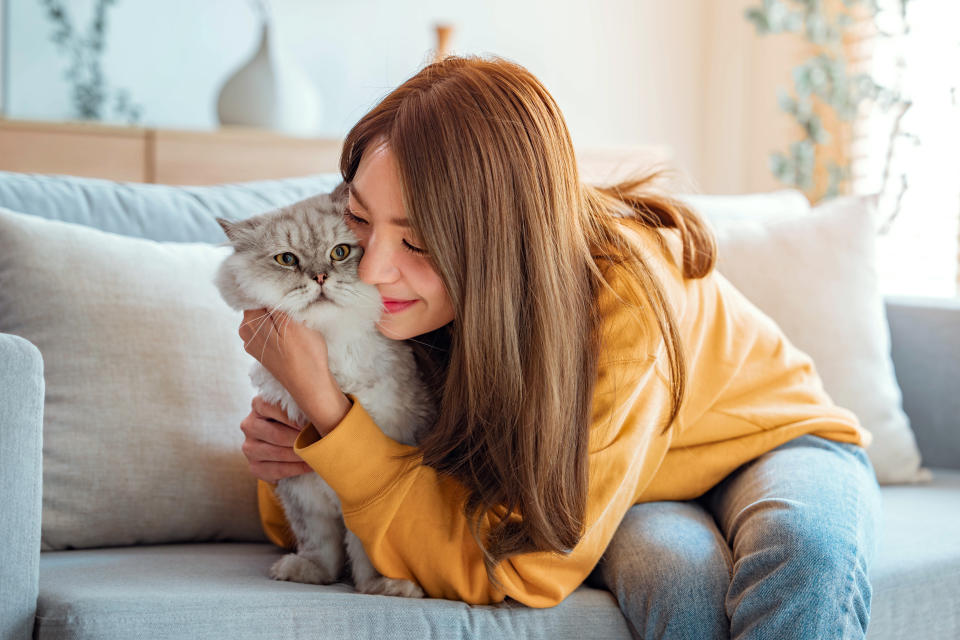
[1,170,958,640]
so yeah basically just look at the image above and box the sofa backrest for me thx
[0,170,343,242]
[0,170,934,484]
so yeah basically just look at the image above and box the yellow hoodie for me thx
[256,218,872,608]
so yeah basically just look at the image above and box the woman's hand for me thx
[240,308,331,404]
[240,395,314,483]
[239,308,353,435]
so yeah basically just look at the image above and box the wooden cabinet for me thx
[0,119,150,182]
[0,118,674,187]
[0,119,343,184]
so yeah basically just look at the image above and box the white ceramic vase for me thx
[216,20,323,137]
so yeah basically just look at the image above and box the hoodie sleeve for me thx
[256,262,677,607]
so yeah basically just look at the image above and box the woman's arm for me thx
[256,264,673,608]
[260,359,670,608]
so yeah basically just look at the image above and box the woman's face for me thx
[344,140,455,340]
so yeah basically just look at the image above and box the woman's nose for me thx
[358,238,400,285]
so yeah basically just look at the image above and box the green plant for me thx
[745,0,912,200]
[40,0,143,124]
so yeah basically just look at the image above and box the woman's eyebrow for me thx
[348,184,410,228]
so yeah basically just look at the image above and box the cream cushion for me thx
[683,192,930,484]
[0,206,266,550]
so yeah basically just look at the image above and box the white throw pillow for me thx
[0,207,267,550]
[687,192,930,485]
[0,187,929,554]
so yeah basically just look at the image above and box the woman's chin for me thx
[375,317,410,341]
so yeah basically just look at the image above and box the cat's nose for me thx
[314,273,327,285]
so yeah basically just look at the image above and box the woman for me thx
[237,55,881,639]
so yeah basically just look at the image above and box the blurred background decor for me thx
[745,0,912,203]
[432,22,454,63]
[746,0,959,297]
[39,0,142,124]
[216,0,323,136]
[0,0,955,296]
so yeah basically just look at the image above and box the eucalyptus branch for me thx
[876,98,913,234]
[745,0,915,201]
[40,0,143,124]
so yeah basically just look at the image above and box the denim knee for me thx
[748,501,861,568]
[597,501,731,640]
[726,498,872,637]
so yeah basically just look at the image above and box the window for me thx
[849,0,960,298]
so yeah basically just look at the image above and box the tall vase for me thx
[216,19,323,137]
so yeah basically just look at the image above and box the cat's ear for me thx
[216,216,256,242]
[331,181,349,203]
[216,217,236,240]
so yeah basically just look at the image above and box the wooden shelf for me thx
[0,118,344,184]
[0,118,675,187]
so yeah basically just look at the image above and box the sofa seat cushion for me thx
[37,469,960,640]
[35,544,631,640]
[868,467,960,640]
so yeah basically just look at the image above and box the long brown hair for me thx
[339,55,718,593]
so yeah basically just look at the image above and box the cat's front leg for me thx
[269,506,347,585]
[345,529,425,598]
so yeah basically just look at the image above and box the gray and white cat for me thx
[213,184,435,598]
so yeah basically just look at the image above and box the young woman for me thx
[236,55,881,639]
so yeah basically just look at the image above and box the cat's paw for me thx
[269,553,338,585]
[355,575,426,598]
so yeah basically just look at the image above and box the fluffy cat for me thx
[213,183,436,598]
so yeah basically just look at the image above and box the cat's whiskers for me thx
[242,295,296,356]
[263,294,303,363]
[239,310,271,330]
[242,314,271,351]
[277,309,294,348]
[263,313,284,365]
[239,294,289,331]
[255,301,289,365]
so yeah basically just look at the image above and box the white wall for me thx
[5,0,802,195]
[700,0,810,195]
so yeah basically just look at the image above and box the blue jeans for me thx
[585,434,882,639]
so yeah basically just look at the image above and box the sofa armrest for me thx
[884,295,960,470]
[0,332,44,640]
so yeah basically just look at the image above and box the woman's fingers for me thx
[251,395,299,429]
[240,409,298,448]
[239,406,314,483]
[242,437,304,464]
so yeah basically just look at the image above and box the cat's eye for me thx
[330,244,351,261]
[274,252,298,267]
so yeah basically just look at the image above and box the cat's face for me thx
[214,187,382,330]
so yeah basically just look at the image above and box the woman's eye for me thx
[330,244,351,261]
[402,240,427,256]
[346,209,426,256]
[345,210,367,225]
[274,252,298,267]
